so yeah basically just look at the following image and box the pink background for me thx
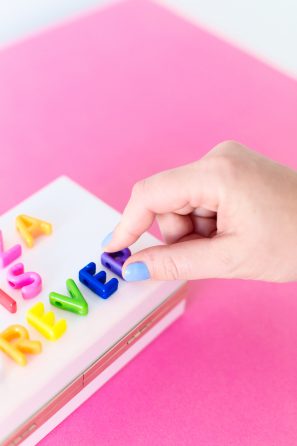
[1,1,297,445]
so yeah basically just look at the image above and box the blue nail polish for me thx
[101,231,113,249]
[123,262,150,282]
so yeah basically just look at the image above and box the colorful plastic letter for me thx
[0,325,42,366]
[101,248,131,279]
[79,263,118,299]
[7,263,42,299]
[0,230,22,269]
[49,279,88,316]
[0,289,17,313]
[16,214,52,248]
[26,302,67,341]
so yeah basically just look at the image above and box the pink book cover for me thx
[0,1,297,445]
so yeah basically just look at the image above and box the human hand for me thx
[102,141,297,282]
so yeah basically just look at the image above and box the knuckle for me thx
[131,180,142,197]
[216,155,238,180]
[204,146,243,188]
[162,255,180,280]
[211,140,242,156]
[122,226,140,240]
[146,249,183,280]
[131,178,149,199]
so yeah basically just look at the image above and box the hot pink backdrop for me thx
[0,1,297,445]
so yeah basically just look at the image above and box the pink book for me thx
[0,1,296,445]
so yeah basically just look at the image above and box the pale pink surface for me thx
[0,1,297,445]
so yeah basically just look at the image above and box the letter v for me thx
[49,279,88,316]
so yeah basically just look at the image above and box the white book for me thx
[0,177,186,446]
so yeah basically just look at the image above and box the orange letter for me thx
[0,325,42,366]
[16,214,52,248]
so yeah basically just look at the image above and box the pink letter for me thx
[7,263,42,299]
[0,230,22,269]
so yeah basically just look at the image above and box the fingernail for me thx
[123,262,150,282]
[101,231,113,249]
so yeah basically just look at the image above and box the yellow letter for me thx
[0,325,42,366]
[16,214,52,248]
[26,302,67,341]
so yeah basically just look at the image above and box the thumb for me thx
[122,236,236,281]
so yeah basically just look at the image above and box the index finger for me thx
[103,161,219,252]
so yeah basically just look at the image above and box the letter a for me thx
[16,214,52,248]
